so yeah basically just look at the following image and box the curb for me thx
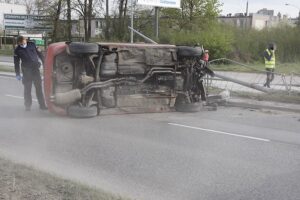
[0,72,15,78]
[0,72,44,79]
[227,99,300,113]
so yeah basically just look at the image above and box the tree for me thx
[52,0,63,42]
[115,0,129,40]
[23,0,54,15]
[73,0,102,41]
[66,0,72,41]
[24,0,35,14]
[161,0,221,30]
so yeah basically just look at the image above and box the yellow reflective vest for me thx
[264,49,275,69]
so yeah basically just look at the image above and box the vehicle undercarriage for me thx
[46,42,214,117]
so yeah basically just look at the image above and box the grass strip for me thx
[0,157,130,200]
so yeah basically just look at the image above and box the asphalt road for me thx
[0,76,300,200]
[0,55,13,63]
[0,55,14,67]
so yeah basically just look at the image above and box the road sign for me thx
[137,0,181,8]
[4,14,52,31]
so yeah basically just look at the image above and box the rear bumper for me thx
[44,42,68,115]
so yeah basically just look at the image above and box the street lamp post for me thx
[130,0,134,43]
[285,3,300,25]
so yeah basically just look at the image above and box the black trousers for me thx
[265,68,275,87]
[199,80,206,101]
[22,67,46,108]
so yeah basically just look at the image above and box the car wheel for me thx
[67,105,97,118]
[68,42,99,54]
[175,102,202,112]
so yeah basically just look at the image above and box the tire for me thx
[68,42,99,54]
[177,46,203,58]
[67,105,97,118]
[175,102,202,112]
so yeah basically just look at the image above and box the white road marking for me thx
[0,76,15,80]
[0,75,44,80]
[168,123,270,142]
[5,94,38,102]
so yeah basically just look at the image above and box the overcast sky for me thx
[219,0,300,18]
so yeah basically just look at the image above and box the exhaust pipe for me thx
[54,89,82,105]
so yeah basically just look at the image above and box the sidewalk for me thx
[0,71,15,77]
[0,62,14,67]
[227,98,300,113]
[0,71,299,113]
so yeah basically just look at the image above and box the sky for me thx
[219,0,300,18]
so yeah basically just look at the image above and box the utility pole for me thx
[285,3,300,26]
[246,1,248,16]
[154,7,159,40]
[130,0,134,43]
[245,1,249,29]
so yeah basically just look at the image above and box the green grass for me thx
[0,46,14,56]
[0,156,130,200]
[0,65,14,73]
[276,63,300,75]
[230,90,300,104]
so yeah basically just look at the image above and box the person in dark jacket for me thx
[14,36,47,111]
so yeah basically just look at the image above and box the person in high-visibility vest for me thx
[263,43,276,88]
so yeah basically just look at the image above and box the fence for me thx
[206,58,300,101]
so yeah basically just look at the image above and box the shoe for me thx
[264,83,270,88]
[25,107,31,111]
[39,105,48,110]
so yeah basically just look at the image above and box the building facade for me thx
[79,18,106,38]
[219,9,283,30]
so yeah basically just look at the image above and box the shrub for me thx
[160,23,234,59]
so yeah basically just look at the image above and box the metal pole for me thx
[213,72,274,94]
[130,0,134,43]
[4,30,6,46]
[154,7,159,40]
[106,0,109,19]
[128,26,157,44]
[298,10,300,26]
